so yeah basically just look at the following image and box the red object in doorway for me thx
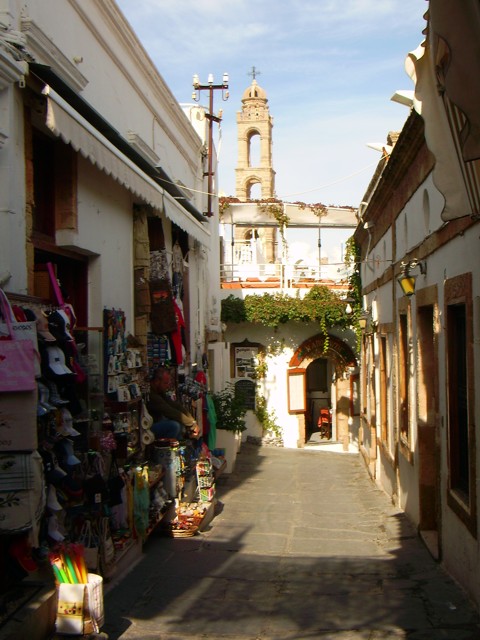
[317,408,331,438]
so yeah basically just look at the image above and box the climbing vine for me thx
[254,393,282,438]
[343,237,363,348]
[219,197,331,253]
[221,285,352,332]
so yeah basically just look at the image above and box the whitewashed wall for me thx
[0,0,217,353]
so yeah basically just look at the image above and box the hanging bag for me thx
[107,455,125,507]
[99,516,115,574]
[0,289,37,392]
[78,520,99,573]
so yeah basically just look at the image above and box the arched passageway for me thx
[289,334,357,446]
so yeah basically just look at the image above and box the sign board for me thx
[287,368,306,414]
[235,379,256,411]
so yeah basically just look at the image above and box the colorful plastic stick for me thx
[51,563,64,584]
[64,554,79,584]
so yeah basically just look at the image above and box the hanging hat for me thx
[47,484,63,511]
[57,309,74,341]
[37,381,56,411]
[46,380,69,406]
[34,310,56,342]
[59,438,81,466]
[60,408,81,437]
[46,346,73,376]
[47,310,72,342]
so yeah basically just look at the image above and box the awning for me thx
[221,202,358,228]
[163,193,210,241]
[45,89,210,245]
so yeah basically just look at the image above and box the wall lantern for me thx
[397,259,426,297]
[358,310,371,331]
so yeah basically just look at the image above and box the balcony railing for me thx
[220,263,350,291]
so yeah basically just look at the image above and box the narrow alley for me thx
[101,443,480,640]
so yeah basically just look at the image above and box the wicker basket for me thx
[161,525,199,538]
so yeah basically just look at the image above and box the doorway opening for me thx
[306,357,332,441]
[417,303,440,559]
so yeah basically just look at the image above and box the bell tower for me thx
[235,67,275,199]
[235,68,277,263]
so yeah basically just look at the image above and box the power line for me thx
[164,160,379,202]
[276,161,379,200]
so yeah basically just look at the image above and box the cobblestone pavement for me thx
[101,443,480,640]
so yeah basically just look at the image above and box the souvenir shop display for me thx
[160,501,208,538]
[0,289,38,392]
[0,240,225,606]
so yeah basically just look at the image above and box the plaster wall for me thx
[395,174,445,261]
[378,447,398,503]
[58,156,135,330]
[442,505,480,609]
[431,224,480,607]
[362,226,393,291]
[366,178,480,605]
[397,450,420,524]
[0,0,214,356]
[0,84,27,293]
[224,321,357,449]
[20,1,203,207]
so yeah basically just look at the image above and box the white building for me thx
[355,1,480,611]
[0,0,220,363]
[215,77,360,450]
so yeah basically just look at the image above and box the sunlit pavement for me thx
[102,442,480,639]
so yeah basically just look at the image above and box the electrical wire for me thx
[163,160,379,201]
[276,161,380,200]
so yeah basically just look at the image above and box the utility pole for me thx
[192,73,229,217]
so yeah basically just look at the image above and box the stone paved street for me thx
[102,443,480,639]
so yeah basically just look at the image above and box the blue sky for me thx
[115,0,427,266]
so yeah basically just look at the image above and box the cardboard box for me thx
[0,390,38,451]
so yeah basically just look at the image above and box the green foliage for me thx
[212,383,247,433]
[221,295,247,323]
[221,285,352,332]
[254,393,282,437]
[344,237,363,348]
[344,236,361,307]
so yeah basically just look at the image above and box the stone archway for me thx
[289,334,357,448]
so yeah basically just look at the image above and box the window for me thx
[247,130,261,167]
[447,303,469,496]
[445,273,476,536]
[31,129,77,238]
[379,335,389,447]
[32,131,56,237]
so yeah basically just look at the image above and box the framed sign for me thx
[287,368,306,414]
[234,346,258,379]
[235,379,256,410]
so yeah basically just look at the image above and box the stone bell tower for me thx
[235,68,277,263]
[235,68,275,199]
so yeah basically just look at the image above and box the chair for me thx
[317,408,331,439]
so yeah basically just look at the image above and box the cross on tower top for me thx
[248,66,261,81]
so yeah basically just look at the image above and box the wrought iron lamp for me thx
[397,259,427,296]
[358,311,369,331]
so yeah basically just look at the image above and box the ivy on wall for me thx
[221,285,353,331]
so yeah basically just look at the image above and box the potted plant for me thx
[212,384,247,473]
